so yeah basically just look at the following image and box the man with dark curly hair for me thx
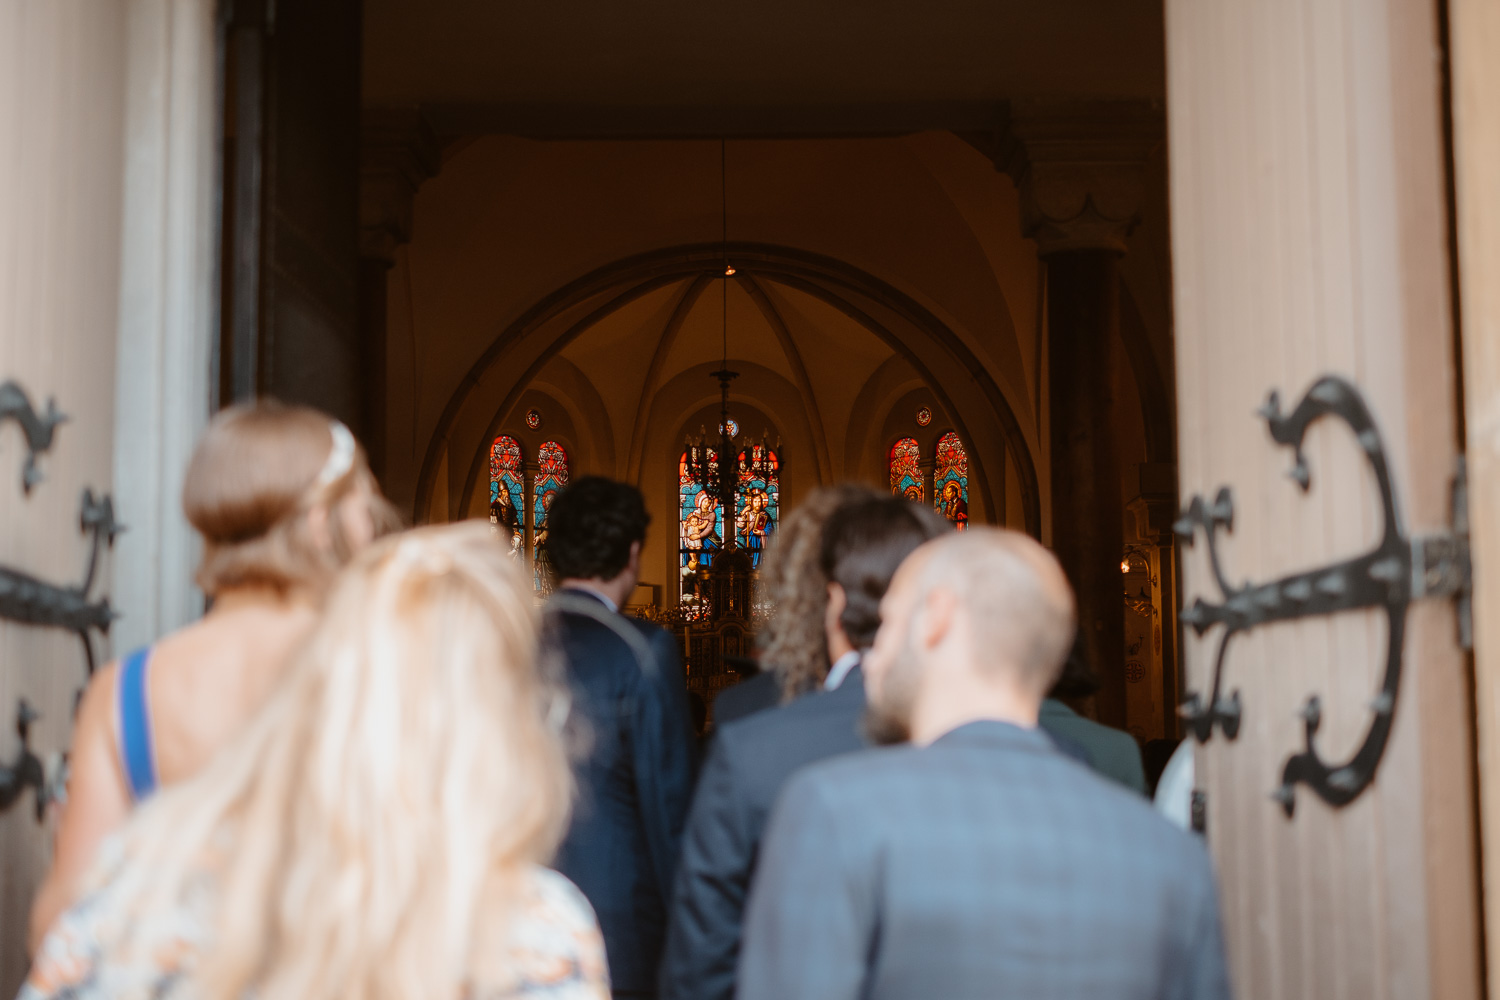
[544,477,698,1000]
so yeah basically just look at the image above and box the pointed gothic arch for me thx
[417,243,1042,534]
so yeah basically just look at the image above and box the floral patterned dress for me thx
[23,865,609,1000]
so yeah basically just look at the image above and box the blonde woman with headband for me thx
[23,523,608,1000]
[29,400,399,951]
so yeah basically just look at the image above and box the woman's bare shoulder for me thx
[67,658,129,783]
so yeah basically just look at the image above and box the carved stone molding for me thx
[360,107,441,265]
[996,99,1165,256]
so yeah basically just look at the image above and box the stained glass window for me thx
[677,443,781,612]
[488,436,525,558]
[679,447,723,614]
[735,444,779,570]
[934,432,969,531]
[889,437,923,502]
[532,441,569,593]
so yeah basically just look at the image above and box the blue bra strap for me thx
[118,647,158,802]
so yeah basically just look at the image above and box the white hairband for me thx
[316,421,357,488]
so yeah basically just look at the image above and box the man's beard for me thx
[862,635,922,746]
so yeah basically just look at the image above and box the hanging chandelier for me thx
[682,139,778,550]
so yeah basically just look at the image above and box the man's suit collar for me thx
[829,663,864,698]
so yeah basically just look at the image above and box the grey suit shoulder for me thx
[713,672,868,803]
[740,721,1230,1000]
[712,671,781,727]
[656,672,869,1000]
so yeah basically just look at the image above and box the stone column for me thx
[1000,100,1162,728]
[359,108,439,479]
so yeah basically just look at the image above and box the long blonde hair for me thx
[95,522,572,1000]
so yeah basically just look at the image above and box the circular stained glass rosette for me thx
[916,406,932,427]
[720,417,740,438]
[525,408,541,430]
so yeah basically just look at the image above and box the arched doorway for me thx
[414,242,1043,535]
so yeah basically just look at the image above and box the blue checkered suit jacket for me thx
[738,720,1230,1000]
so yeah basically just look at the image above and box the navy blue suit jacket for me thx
[547,590,698,994]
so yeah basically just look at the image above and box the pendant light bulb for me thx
[724,263,736,276]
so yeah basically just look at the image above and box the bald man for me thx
[737,528,1230,1000]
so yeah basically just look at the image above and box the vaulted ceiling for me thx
[362,0,1165,136]
[366,8,1175,568]
[550,274,902,481]
[417,239,1033,528]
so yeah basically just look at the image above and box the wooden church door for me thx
[0,3,216,992]
[0,8,129,987]
[1452,0,1500,993]
[1165,0,1485,997]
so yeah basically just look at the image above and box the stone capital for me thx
[997,99,1164,256]
[361,106,442,265]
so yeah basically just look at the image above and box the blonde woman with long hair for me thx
[30,401,399,949]
[24,522,609,1000]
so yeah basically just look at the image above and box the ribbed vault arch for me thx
[417,242,1042,534]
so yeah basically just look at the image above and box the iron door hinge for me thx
[1410,457,1472,650]
[1176,376,1473,817]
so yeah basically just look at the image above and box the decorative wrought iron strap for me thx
[0,489,121,675]
[0,380,66,493]
[0,379,118,821]
[1175,376,1470,818]
[0,699,45,820]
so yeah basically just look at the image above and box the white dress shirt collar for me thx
[824,650,862,691]
[561,583,619,614]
